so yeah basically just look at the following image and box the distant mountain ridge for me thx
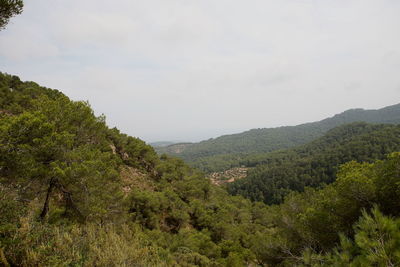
[157,103,400,172]
[149,141,186,148]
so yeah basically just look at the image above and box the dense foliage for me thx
[157,103,400,172]
[0,73,272,266]
[1,73,399,266]
[0,0,23,30]
[228,122,400,204]
[268,153,400,266]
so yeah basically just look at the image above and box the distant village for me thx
[208,167,249,185]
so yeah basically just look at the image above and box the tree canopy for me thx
[0,0,23,30]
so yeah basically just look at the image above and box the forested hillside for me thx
[1,73,400,266]
[157,103,400,172]
[253,153,400,266]
[228,122,400,204]
[0,73,266,266]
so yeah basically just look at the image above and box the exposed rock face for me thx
[110,144,117,154]
[120,166,154,193]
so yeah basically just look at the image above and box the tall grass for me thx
[4,215,168,267]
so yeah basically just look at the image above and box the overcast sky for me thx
[1,0,400,142]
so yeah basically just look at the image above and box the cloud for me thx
[0,26,59,61]
[1,0,400,142]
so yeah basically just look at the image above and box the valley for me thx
[155,103,400,173]
[1,2,400,265]
[1,73,400,266]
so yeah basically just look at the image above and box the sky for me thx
[1,0,400,142]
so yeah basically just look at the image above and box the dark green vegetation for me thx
[1,72,400,266]
[0,0,23,30]
[228,122,400,204]
[0,73,259,266]
[157,103,400,172]
[258,153,400,266]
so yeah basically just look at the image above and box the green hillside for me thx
[0,73,267,265]
[157,103,400,172]
[228,122,400,204]
[1,73,400,266]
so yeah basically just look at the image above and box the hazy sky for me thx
[1,0,400,142]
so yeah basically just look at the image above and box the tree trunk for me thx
[39,177,55,219]
[56,182,85,223]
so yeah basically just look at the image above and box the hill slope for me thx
[157,104,400,172]
[1,73,400,266]
[228,122,400,204]
[0,73,272,266]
